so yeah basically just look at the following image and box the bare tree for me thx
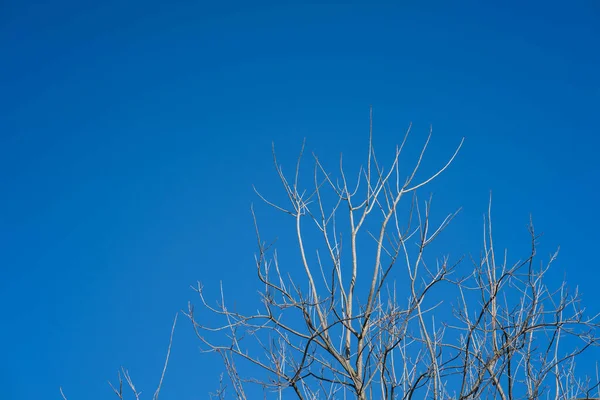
[187,110,600,399]
[59,313,179,400]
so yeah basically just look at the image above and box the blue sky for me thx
[1,1,599,399]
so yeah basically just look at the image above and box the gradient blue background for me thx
[1,1,599,399]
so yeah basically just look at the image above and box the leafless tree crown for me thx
[60,114,599,400]
[187,113,600,400]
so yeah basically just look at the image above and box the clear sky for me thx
[1,1,599,399]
